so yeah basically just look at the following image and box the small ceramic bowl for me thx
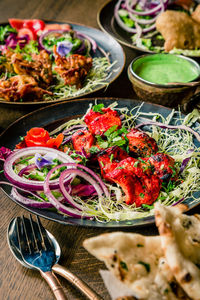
[128,53,200,108]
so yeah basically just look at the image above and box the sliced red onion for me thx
[0,146,13,161]
[59,168,104,210]
[127,2,164,25]
[72,184,97,196]
[3,147,74,191]
[18,164,36,176]
[11,187,54,208]
[38,29,70,53]
[135,121,200,142]
[0,180,54,208]
[44,167,93,218]
[179,149,194,174]
[62,125,86,135]
[76,32,97,53]
[125,0,167,16]
[172,197,184,206]
[62,135,72,145]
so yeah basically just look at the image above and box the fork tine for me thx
[16,216,32,255]
[36,215,53,251]
[29,215,40,252]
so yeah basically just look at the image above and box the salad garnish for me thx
[0,19,115,102]
[0,103,199,222]
[114,0,200,56]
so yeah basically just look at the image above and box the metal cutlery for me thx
[16,215,67,300]
[8,215,102,300]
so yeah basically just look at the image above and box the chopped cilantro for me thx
[89,146,100,154]
[0,25,16,43]
[133,161,139,168]
[139,193,145,198]
[120,261,128,271]
[92,103,104,113]
[138,261,150,273]
[142,204,154,210]
[137,244,144,247]
[104,125,118,137]
[110,153,114,163]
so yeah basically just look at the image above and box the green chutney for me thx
[132,54,199,85]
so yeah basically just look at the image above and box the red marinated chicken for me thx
[106,168,161,207]
[126,128,158,157]
[84,107,122,136]
[72,129,95,153]
[146,152,178,182]
[97,146,129,180]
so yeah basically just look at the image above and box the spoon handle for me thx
[52,264,102,300]
[40,270,67,300]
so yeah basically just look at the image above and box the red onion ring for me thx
[135,121,200,142]
[3,147,74,191]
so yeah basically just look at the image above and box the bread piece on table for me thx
[155,203,200,300]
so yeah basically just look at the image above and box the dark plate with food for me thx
[0,98,199,228]
[0,19,125,105]
[97,0,200,57]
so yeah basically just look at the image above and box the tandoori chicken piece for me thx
[0,75,52,102]
[126,128,158,157]
[146,152,178,182]
[10,50,52,85]
[72,129,95,153]
[97,146,129,180]
[53,45,92,88]
[156,9,200,52]
[106,168,161,206]
[84,107,122,136]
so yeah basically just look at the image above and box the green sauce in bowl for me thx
[132,54,200,85]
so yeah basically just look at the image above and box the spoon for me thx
[7,217,102,300]
[168,81,200,87]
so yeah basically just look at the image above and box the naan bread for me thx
[83,232,188,299]
[155,203,200,300]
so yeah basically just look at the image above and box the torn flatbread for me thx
[155,203,200,300]
[83,232,189,299]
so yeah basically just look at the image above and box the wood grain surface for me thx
[0,1,199,300]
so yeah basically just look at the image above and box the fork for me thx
[16,215,67,300]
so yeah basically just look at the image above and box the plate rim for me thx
[0,97,199,228]
[0,19,125,106]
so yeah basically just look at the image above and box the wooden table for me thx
[0,1,199,299]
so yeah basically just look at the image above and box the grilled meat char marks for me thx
[77,107,178,207]
[72,129,95,153]
[127,128,158,157]
[146,153,178,182]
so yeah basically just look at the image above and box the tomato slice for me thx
[46,133,64,148]
[23,19,45,32]
[9,18,24,30]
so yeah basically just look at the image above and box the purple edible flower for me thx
[0,147,12,161]
[35,153,57,169]
[57,41,73,57]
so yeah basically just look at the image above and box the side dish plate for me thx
[0,21,125,105]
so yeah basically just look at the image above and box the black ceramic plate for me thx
[97,0,200,57]
[0,98,199,228]
[0,21,125,105]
